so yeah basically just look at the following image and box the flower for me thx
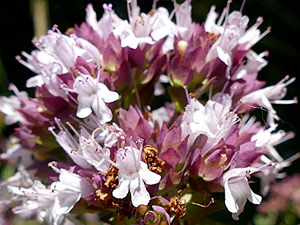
[0,0,298,224]
[182,93,238,155]
[241,75,296,125]
[49,118,118,174]
[0,84,28,125]
[7,169,92,225]
[73,74,119,123]
[18,29,99,98]
[112,143,161,207]
[223,167,262,220]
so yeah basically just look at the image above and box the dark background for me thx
[0,0,299,224]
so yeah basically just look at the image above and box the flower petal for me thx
[92,97,113,124]
[129,176,150,207]
[112,178,130,199]
[247,189,262,205]
[224,180,238,213]
[98,83,119,103]
[139,162,161,185]
[76,102,92,118]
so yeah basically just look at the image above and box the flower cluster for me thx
[0,0,298,224]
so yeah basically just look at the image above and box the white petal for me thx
[76,104,92,118]
[139,162,161,185]
[58,169,93,197]
[97,83,119,103]
[216,46,231,66]
[93,98,113,124]
[151,27,170,41]
[129,177,150,207]
[248,189,262,205]
[224,180,239,213]
[26,75,44,88]
[121,34,139,49]
[112,178,130,199]
[55,132,91,169]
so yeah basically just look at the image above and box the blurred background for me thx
[0,0,299,224]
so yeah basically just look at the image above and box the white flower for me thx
[18,29,99,98]
[8,169,92,225]
[204,4,270,78]
[78,128,112,174]
[241,75,296,126]
[258,153,299,196]
[85,3,122,41]
[0,84,27,125]
[232,50,268,80]
[50,119,119,174]
[253,126,298,196]
[73,74,119,123]
[112,144,161,207]
[223,167,262,220]
[182,93,238,155]
[49,119,92,169]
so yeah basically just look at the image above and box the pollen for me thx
[205,32,221,46]
[65,27,74,36]
[105,165,119,189]
[95,189,110,202]
[143,145,166,174]
[166,196,187,218]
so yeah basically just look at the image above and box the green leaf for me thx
[1,164,16,180]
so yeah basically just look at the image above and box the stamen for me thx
[67,92,78,104]
[169,0,179,20]
[219,0,232,46]
[270,97,298,105]
[129,137,139,172]
[152,0,159,9]
[52,24,61,34]
[60,84,75,93]
[127,0,133,24]
[266,146,284,162]
[240,0,246,13]
[217,8,226,27]
[221,80,230,93]
[8,83,21,96]
[183,86,191,104]
[285,152,300,164]
[54,118,79,147]
[255,26,271,43]
[66,121,81,138]
[48,126,57,137]
[209,81,214,100]
[187,197,215,208]
[131,71,141,109]
[243,16,263,39]
[259,50,269,58]
[15,55,35,71]
[48,161,61,174]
